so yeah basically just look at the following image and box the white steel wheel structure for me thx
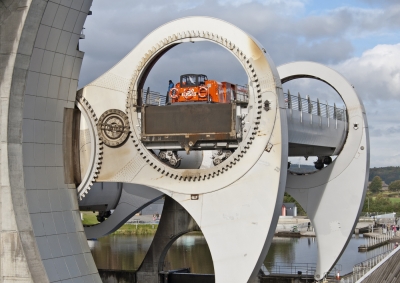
[78,16,288,283]
[278,61,369,281]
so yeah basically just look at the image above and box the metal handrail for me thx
[263,262,341,278]
[284,92,346,122]
[340,248,394,282]
[139,88,346,123]
[363,232,394,248]
[142,89,167,106]
[235,84,249,103]
[354,247,392,270]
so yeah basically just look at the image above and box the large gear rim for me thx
[126,30,270,182]
[76,95,104,200]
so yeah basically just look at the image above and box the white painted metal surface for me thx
[83,183,164,239]
[279,61,369,281]
[79,16,288,283]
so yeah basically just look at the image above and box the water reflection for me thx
[264,235,393,274]
[89,234,393,275]
[90,234,155,271]
[164,232,214,274]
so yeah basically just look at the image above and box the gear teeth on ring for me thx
[76,96,103,200]
[125,30,264,182]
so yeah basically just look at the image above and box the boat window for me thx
[188,75,197,85]
[199,75,206,85]
[181,76,187,86]
[181,75,197,87]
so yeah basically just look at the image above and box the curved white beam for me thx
[80,16,288,282]
[83,184,164,239]
[278,61,369,281]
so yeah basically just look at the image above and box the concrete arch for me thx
[1,0,100,282]
[278,61,369,281]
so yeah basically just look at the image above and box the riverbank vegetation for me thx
[81,212,159,235]
[82,212,99,225]
[363,192,400,214]
[113,224,159,235]
[364,171,400,214]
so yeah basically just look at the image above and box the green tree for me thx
[389,180,400,192]
[372,194,392,212]
[369,166,400,184]
[369,176,383,193]
[362,193,400,215]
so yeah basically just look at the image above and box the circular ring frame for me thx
[123,17,284,194]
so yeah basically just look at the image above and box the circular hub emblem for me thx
[97,109,130,147]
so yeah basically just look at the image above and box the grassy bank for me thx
[389,198,400,204]
[81,212,159,235]
[82,212,99,225]
[112,224,158,235]
[369,197,400,203]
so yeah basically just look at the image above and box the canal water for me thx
[88,232,393,275]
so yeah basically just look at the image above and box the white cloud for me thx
[334,44,400,101]
[370,134,400,167]
[332,44,400,167]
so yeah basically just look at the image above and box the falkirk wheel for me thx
[1,1,369,283]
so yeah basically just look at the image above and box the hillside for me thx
[369,167,400,184]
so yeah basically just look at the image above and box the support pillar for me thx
[136,196,199,283]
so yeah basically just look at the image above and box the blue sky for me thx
[79,0,400,168]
